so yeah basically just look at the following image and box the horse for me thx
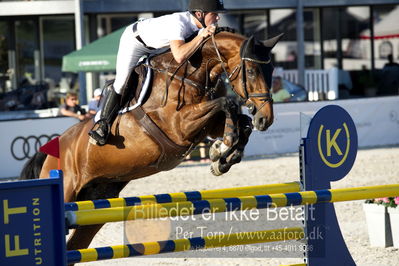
[21,28,282,252]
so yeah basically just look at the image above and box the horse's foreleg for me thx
[220,97,239,148]
[210,114,253,175]
[225,114,253,165]
[180,97,239,147]
[207,99,241,164]
[181,97,239,149]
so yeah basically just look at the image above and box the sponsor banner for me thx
[246,96,399,156]
[0,117,78,179]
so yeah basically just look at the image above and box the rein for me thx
[161,33,213,106]
[146,64,203,91]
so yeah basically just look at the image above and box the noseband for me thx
[210,35,273,115]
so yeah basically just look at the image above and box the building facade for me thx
[0,0,398,109]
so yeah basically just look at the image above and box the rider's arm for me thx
[170,24,216,64]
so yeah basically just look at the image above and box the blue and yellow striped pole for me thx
[65,182,301,211]
[67,227,304,264]
[66,184,399,227]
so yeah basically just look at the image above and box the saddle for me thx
[118,60,152,113]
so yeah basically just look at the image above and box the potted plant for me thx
[387,197,399,248]
[363,198,393,247]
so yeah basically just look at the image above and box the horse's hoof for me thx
[209,140,222,162]
[210,161,223,176]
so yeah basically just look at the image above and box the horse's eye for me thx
[247,69,256,78]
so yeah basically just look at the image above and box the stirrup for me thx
[88,120,109,146]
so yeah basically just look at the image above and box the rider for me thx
[89,0,226,146]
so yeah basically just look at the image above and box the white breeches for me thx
[113,23,168,95]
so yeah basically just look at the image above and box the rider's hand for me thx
[200,24,217,39]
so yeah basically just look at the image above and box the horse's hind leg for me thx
[67,224,104,250]
[66,181,128,252]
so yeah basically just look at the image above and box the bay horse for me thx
[21,28,282,252]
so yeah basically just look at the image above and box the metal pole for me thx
[296,0,305,87]
[75,0,87,104]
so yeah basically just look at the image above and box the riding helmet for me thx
[188,0,226,13]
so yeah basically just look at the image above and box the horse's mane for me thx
[215,26,236,35]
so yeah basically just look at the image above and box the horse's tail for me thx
[20,152,47,180]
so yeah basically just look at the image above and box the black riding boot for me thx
[88,87,121,146]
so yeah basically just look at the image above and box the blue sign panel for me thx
[307,105,358,183]
[0,173,66,266]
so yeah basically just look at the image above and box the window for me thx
[219,10,268,39]
[372,5,399,68]
[15,19,36,87]
[343,7,371,70]
[97,14,136,37]
[303,8,322,69]
[242,11,268,39]
[323,7,371,71]
[270,9,296,69]
[41,17,75,87]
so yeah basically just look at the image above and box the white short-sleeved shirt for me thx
[137,11,200,49]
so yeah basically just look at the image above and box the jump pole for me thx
[65,182,301,211]
[66,227,305,264]
[65,183,399,226]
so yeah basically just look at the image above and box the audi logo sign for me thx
[10,134,60,160]
[0,116,78,179]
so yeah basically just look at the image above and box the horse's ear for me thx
[241,35,256,58]
[261,33,284,49]
[246,35,255,50]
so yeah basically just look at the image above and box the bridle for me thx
[209,34,273,116]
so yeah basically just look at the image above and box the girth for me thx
[131,103,190,171]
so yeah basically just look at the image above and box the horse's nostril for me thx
[256,117,271,131]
